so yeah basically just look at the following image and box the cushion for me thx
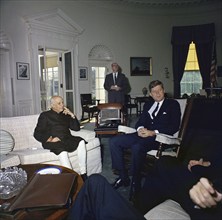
[0,154,20,168]
[144,199,190,220]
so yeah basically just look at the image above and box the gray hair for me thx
[50,96,63,106]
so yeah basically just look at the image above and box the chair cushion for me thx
[144,199,190,220]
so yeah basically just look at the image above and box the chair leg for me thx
[81,110,84,120]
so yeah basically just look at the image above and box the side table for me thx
[0,164,83,220]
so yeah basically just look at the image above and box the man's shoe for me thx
[111,177,130,189]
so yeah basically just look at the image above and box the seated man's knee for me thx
[131,144,144,153]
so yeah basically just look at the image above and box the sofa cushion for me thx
[9,138,100,165]
[0,115,42,151]
[0,154,20,168]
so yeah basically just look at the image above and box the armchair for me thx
[118,98,189,159]
[80,94,100,121]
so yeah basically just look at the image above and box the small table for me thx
[0,164,83,220]
[135,96,150,115]
[205,87,222,98]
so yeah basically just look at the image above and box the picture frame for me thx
[79,67,88,80]
[16,62,30,80]
[130,57,152,76]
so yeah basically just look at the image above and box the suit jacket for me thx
[135,98,181,135]
[104,72,127,104]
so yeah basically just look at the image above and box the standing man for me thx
[110,80,181,197]
[34,96,87,181]
[104,62,127,104]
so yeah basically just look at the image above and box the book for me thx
[6,173,77,212]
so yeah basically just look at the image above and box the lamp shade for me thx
[0,130,15,155]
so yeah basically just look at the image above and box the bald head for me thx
[50,96,64,113]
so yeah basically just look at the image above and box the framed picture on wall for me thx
[16,62,30,80]
[79,67,88,80]
[130,57,152,76]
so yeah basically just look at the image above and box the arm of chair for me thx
[155,133,182,158]
[155,133,181,145]
[118,125,136,134]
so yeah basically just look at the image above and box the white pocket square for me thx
[163,112,167,114]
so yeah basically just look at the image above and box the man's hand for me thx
[46,136,61,142]
[187,158,211,172]
[137,128,156,138]
[189,177,222,208]
[110,85,121,91]
[63,106,75,118]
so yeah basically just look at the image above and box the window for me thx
[180,42,202,97]
[91,66,106,103]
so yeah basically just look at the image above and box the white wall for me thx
[1,0,222,116]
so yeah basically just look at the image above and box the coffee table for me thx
[0,164,83,220]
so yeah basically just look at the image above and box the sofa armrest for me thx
[155,133,181,145]
[70,129,96,141]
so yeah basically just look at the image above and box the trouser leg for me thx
[67,174,145,220]
[110,135,129,180]
[77,140,87,174]
[58,151,73,169]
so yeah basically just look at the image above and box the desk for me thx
[205,87,222,98]
[135,96,150,114]
[0,164,83,220]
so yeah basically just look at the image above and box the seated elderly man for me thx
[34,95,87,180]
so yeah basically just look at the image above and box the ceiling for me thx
[86,0,222,8]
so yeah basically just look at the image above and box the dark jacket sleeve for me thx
[33,112,50,143]
[104,74,113,91]
[135,100,153,130]
[69,117,81,131]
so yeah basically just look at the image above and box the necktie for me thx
[115,73,117,84]
[152,102,159,119]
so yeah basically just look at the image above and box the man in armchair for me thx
[109,80,181,197]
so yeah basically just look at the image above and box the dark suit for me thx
[68,131,222,220]
[136,130,222,220]
[110,98,181,180]
[34,110,85,155]
[104,72,127,104]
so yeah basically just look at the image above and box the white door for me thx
[39,49,76,112]
[0,51,14,117]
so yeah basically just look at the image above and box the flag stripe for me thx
[210,42,217,86]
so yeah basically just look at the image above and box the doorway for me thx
[38,48,75,112]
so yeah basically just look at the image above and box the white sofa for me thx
[0,115,102,175]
